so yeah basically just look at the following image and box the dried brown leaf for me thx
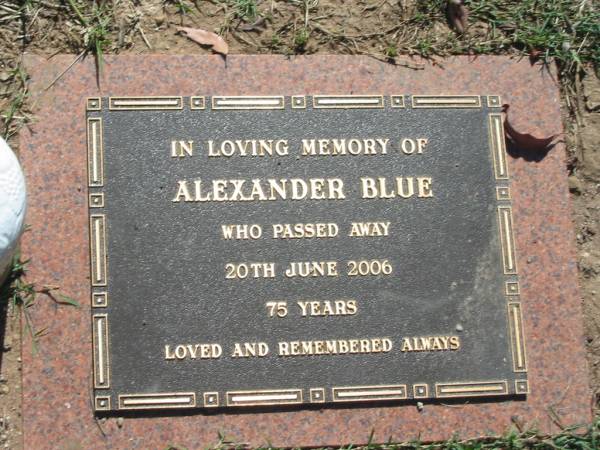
[447,0,469,34]
[176,26,228,56]
[529,48,542,64]
[502,104,558,151]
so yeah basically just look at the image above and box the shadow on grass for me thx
[0,272,10,376]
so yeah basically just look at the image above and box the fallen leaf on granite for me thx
[529,48,542,64]
[502,104,559,151]
[176,26,228,55]
[447,0,468,34]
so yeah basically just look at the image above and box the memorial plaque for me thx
[86,94,527,412]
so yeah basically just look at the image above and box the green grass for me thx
[1,64,28,139]
[163,0,192,17]
[471,1,598,71]
[65,0,112,84]
[0,252,79,353]
[408,0,599,78]
[294,27,310,52]
[232,0,258,21]
[385,45,399,59]
[162,417,599,450]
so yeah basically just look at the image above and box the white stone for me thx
[0,137,26,281]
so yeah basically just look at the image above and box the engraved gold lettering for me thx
[284,261,338,278]
[278,338,392,356]
[272,223,338,239]
[172,180,193,202]
[175,178,347,202]
[332,139,346,155]
[417,177,434,198]
[360,177,378,199]
[291,178,308,199]
[348,139,361,155]
[301,138,390,156]
[301,139,316,155]
[231,342,269,357]
[400,138,416,154]
[399,138,427,155]
[296,300,357,317]
[347,259,392,276]
[221,224,262,240]
[207,140,218,156]
[207,139,289,157]
[194,179,211,201]
[318,139,329,154]
[328,178,345,199]
[249,179,268,200]
[266,301,288,317]
[225,262,275,279]
[450,336,460,349]
[397,177,414,198]
[213,180,228,201]
[377,138,389,154]
[230,179,250,201]
[164,343,222,360]
[309,178,326,199]
[360,177,434,199]
[171,140,194,158]
[400,336,461,352]
[348,221,390,237]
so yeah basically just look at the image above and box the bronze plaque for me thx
[86,95,527,412]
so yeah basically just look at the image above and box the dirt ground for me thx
[0,1,598,449]
[570,75,600,394]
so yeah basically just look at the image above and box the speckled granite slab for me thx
[20,55,590,449]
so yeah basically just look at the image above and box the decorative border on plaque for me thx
[87,117,104,187]
[496,186,511,200]
[390,95,405,108]
[109,96,183,110]
[203,392,219,407]
[487,106,528,387]
[411,95,481,108]
[118,392,196,410]
[313,95,384,109]
[212,96,285,110]
[190,96,205,110]
[488,113,509,179]
[508,302,527,372]
[515,380,529,395]
[86,94,529,409]
[226,389,302,406]
[310,388,325,403]
[291,95,306,109]
[87,97,101,111]
[435,381,508,398]
[332,385,407,402]
[92,314,110,389]
[95,395,111,411]
[506,281,520,296]
[92,292,107,308]
[413,384,428,399]
[89,193,104,208]
[487,95,502,107]
[497,206,518,275]
[89,215,107,286]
